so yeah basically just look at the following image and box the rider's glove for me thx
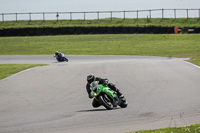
[102,82,108,86]
[89,95,93,99]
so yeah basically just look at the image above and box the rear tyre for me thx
[65,57,68,62]
[119,97,128,108]
[99,93,114,110]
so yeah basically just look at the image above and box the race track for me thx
[0,55,200,133]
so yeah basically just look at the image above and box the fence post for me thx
[29,12,31,21]
[187,9,189,19]
[162,9,164,19]
[124,11,125,20]
[110,11,112,21]
[137,10,138,19]
[2,13,4,22]
[43,13,45,21]
[149,10,151,19]
[84,12,86,21]
[56,12,59,21]
[199,9,200,20]
[16,13,18,21]
[97,11,99,20]
[174,9,176,19]
[70,12,72,21]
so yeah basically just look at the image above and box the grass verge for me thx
[0,34,200,65]
[0,18,200,29]
[0,64,46,80]
[129,124,200,133]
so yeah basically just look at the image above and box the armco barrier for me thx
[0,26,199,36]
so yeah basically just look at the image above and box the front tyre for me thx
[56,58,61,62]
[99,93,114,110]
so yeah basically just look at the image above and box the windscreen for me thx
[90,81,98,91]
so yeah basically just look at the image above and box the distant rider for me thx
[86,74,124,108]
[54,51,62,59]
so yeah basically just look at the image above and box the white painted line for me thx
[184,61,200,69]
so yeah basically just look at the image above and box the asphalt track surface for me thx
[0,55,200,133]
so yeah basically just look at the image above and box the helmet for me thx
[55,51,59,55]
[87,74,96,84]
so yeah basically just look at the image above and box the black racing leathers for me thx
[86,77,122,108]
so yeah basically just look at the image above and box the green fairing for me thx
[90,81,128,110]
[90,84,114,99]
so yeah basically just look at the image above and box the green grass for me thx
[0,34,200,66]
[130,124,200,133]
[0,18,200,29]
[0,64,46,80]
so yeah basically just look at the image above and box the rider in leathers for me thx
[86,74,124,108]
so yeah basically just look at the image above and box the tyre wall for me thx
[0,26,199,36]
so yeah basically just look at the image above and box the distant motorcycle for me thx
[90,81,128,110]
[54,53,68,62]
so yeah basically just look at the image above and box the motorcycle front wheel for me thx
[99,93,114,110]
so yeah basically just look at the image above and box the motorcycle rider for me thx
[86,74,124,108]
[54,51,62,59]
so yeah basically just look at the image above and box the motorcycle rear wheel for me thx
[119,97,128,108]
[64,57,68,62]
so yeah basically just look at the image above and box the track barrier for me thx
[0,26,199,36]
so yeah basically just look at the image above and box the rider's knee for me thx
[108,83,117,91]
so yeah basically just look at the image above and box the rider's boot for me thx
[116,90,124,98]
[108,83,124,99]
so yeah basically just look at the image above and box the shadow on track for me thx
[77,108,121,112]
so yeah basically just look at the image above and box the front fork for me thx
[100,92,119,107]
[113,92,120,107]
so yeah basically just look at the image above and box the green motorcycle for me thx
[90,81,128,110]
